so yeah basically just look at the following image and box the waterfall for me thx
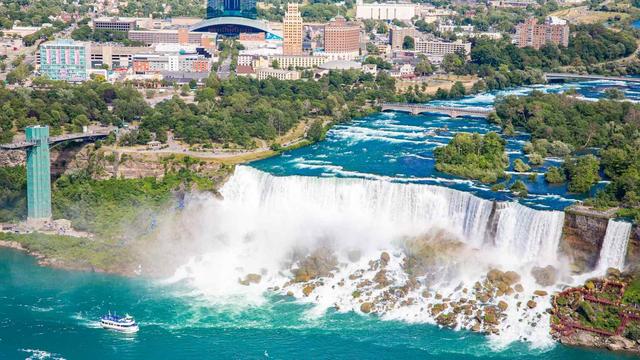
[597,219,633,271]
[217,166,564,262]
[492,202,565,264]
[167,166,567,346]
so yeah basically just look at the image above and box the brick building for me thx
[514,16,569,49]
[324,16,360,60]
[283,3,303,55]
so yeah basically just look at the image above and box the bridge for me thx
[381,103,493,118]
[544,73,640,83]
[0,126,114,220]
[0,128,112,150]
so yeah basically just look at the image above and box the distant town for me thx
[0,0,573,87]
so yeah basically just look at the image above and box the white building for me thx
[438,23,474,33]
[355,0,419,21]
[269,55,329,69]
[256,68,301,80]
[414,39,471,57]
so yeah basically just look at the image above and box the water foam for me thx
[170,166,567,347]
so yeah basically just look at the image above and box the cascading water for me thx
[213,166,565,256]
[169,166,569,347]
[597,219,633,271]
[491,202,565,265]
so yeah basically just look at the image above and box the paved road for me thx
[217,57,232,80]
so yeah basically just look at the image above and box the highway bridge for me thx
[0,128,113,150]
[381,103,493,118]
[544,73,640,83]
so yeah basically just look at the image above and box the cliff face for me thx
[626,225,640,268]
[560,207,612,272]
[1,145,227,181]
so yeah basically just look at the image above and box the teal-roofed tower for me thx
[25,126,52,220]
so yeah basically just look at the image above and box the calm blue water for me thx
[3,80,640,359]
[0,249,635,360]
[254,80,640,210]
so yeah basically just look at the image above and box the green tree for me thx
[402,36,415,50]
[545,166,566,184]
[510,180,528,197]
[414,58,433,76]
[564,155,601,193]
[434,132,508,183]
[513,158,531,172]
[306,120,324,142]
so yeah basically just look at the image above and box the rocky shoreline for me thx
[0,238,135,275]
[550,269,640,353]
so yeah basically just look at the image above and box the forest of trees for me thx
[139,71,396,147]
[493,92,640,221]
[0,70,400,148]
[434,132,509,183]
[0,80,148,143]
[441,24,637,77]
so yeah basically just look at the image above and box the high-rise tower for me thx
[283,3,303,55]
[25,126,52,220]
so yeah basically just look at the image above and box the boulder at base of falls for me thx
[361,302,373,313]
[239,273,262,286]
[436,313,457,328]
[401,229,467,277]
[498,301,508,311]
[533,290,548,297]
[531,265,557,287]
[527,300,537,309]
[487,269,503,282]
[374,270,389,287]
[380,252,390,266]
[292,248,338,282]
[303,285,315,297]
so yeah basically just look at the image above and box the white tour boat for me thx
[100,312,139,333]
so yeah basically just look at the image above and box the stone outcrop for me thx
[531,265,558,287]
[0,150,26,168]
[625,225,640,268]
[239,273,262,286]
[561,205,614,272]
[2,145,226,181]
[292,248,338,282]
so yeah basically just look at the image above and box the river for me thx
[1,80,639,359]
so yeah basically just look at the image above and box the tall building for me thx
[39,39,90,82]
[389,26,420,50]
[514,16,569,49]
[324,16,360,60]
[355,0,419,21]
[283,3,303,55]
[206,0,257,19]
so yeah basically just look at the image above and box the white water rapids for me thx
[165,166,630,349]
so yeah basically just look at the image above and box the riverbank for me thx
[551,269,640,354]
